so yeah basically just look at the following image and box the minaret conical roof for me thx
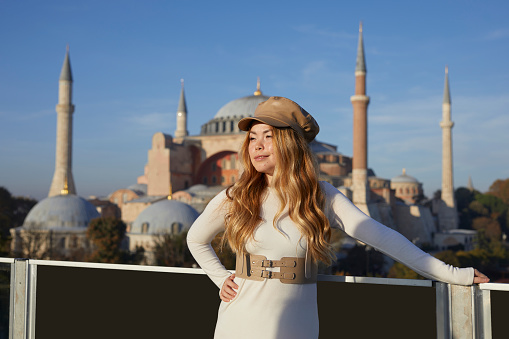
[443,66,451,104]
[355,22,366,73]
[178,79,187,113]
[60,46,73,82]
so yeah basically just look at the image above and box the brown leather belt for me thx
[235,253,317,284]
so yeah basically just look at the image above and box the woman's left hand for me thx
[473,269,490,284]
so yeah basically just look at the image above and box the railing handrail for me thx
[21,258,433,287]
[479,282,509,291]
[0,258,15,264]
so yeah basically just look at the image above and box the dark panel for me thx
[491,290,509,338]
[318,281,436,339]
[36,266,219,339]
[0,263,11,339]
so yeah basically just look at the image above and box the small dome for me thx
[131,199,199,235]
[391,168,419,183]
[214,95,270,119]
[23,194,100,229]
[186,184,209,193]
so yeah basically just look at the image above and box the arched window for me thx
[212,176,217,184]
[203,177,208,184]
[172,222,181,234]
[231,156,236,169]
[142,222,149,234]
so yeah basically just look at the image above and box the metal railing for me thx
[1,258,507,339]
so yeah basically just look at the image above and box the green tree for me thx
[0,187,37,256]
[472,217,501,240]
[387,261,425,280]
[86,217,127,263]
[337,245,385,277]
[488,178,509,204]
[153,231,194,267]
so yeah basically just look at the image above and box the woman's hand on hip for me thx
[220,274,238,302]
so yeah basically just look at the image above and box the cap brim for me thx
[238,116,290,131]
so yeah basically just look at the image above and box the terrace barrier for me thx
[0,258,507,339]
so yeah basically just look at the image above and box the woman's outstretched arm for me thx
[321,182,489,285]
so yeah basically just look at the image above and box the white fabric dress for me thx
[186,182,474,339]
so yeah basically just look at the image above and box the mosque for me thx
[11,24,476,264]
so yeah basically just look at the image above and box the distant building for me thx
[116,79,353,227]
[391,169,423,204]
[127,198,200,264]
[11,193,99,258]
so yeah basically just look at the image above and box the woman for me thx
[187,96,489,339]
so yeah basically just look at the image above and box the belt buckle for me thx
[262,270,272,279]
[261,259,273,267]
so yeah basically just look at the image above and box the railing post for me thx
[474,286,491,339]
[450,284,474,339]
[12,258,28,339]
[436,282,451,339]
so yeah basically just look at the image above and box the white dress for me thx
[186,182,473,339]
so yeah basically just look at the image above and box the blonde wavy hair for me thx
[222,125,335,265]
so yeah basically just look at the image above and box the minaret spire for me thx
[439,65,458,229]
[174,79,189,139]
[49,47,76,197]
[351,22,370,206]
[355,22,366,75]
[443,65,451,104]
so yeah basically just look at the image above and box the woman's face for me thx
[248,122,276,178]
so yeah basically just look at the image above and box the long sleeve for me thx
[187,189,232,289]
[321,182,474,286]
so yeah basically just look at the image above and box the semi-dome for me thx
[391,169,419,184]
[23,194,100,229]
[214,94,270,119]
[127,183,147,196]
[131,199,199,235]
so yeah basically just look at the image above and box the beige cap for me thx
[238,96,319,142]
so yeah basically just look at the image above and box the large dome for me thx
[131,199,199,235]
[214,94,270,119]
[23,194,100,229]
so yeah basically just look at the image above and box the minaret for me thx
[174,79,188,139]
[439,66,458,229]
[467,176,474,192]
[351,22,370,205]
[49,46,76,197]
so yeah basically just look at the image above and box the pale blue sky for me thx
[1,0,508,201]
